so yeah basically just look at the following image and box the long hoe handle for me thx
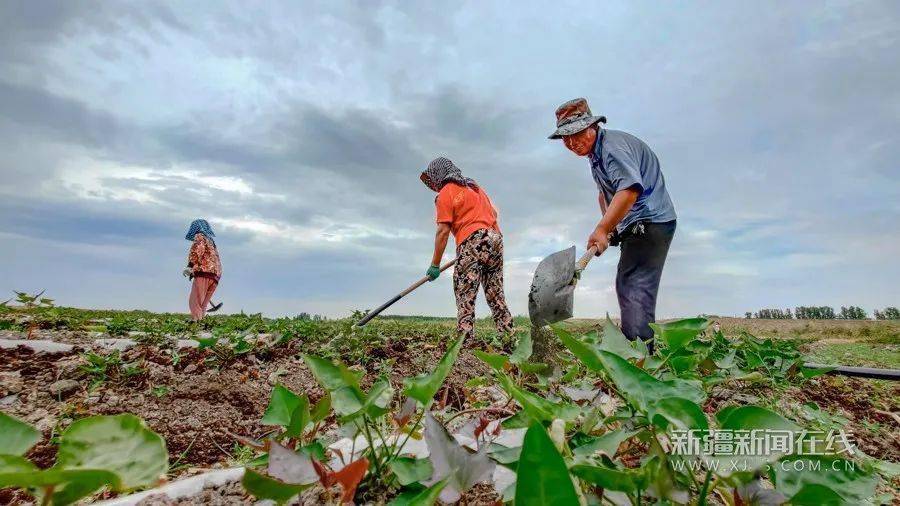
[356,259,456,326]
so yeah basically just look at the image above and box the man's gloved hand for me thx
[182,268,192,278]
[425,265,441,281]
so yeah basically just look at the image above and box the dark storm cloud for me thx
[0,76,420,167]
[0,74,519,243]
[277,103,419,174]
[0,1,188,65]
[0,80,122,149]
[0,196,176,244]
[1,1,898,317]
[407,87,520,149]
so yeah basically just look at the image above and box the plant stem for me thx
[308,421,322,442]
[648,428,689,500]
[391,407,426,461]
[209,433,232,457]
[712,487,733,506]
[349,431,358,466]
[697,469,712,506]
[369,418,392,467]
[360,417,384,477]
[683,457,699,490]
[654,351,675,373]
[170,432,199,470]
[41,486,54,506]
[444,406,515,425]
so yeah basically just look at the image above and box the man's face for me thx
[562,126,597,156]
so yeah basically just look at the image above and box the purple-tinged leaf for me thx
[422,412,495,503]
[242,468,308,504]
[268,441,318,485]
[393,397,417,427]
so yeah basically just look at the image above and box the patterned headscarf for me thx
[185,219,216,247]
[420,157,478,192]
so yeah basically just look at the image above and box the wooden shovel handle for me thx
[576,245,598,271]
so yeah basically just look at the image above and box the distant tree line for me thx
[296,312,326,321]
[749,308,794,319]
[795,306,836,319]
[837,306,868,320]
[745,306,899,320]
[874,307,900,320]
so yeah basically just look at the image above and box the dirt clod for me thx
[48,379,80,397]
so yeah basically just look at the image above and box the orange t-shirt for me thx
[435,183,500,245]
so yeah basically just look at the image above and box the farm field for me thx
[1,306,898,504]
[569,316,900,369]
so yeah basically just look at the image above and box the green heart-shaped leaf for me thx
[242,468,310,505]
[390,457,433,486]
[0,412,40,456]
[515,423,580,505]
[510,332,533,364]
[497,373,580,424]
[55,414,167,490]
[389,478,448,506]
[598,315,643,360]
[261,384,305,427]
[403,336,463,406]
[571,463,640,493]
[647,397,708,432]
[303,355,366,417]
[649,318,708,353]
[774,456,877,505]
[473,350,508,371]
[594,348,705,412]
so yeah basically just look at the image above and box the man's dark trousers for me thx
[616,220,676,354]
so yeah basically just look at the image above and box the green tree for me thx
[874,307,899,320]
[839,306,868,320]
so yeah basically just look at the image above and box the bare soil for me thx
[794,375,900,462]
[0,332,491,483]
[2,318,897,504]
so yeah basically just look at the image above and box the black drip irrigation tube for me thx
[803,362,900,381]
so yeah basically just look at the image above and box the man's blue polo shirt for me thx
[589,129,676,233]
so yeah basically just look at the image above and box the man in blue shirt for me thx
[549,98,676,353]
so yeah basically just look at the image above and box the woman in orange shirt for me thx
[421,157,513,341]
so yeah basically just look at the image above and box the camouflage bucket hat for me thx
[548,97,607,139]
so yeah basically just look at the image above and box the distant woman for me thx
[420,157,513,341]
[183,219,222,321]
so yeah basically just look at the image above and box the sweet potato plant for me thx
[0,412,168,505]
[239,317,891,505]
[1,301,895,504]
[240,336,490,504]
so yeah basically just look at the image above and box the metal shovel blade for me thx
[528,246,577,326]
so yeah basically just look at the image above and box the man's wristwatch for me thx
[608,229,622,247]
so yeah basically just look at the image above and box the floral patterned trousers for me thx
[453,228,514,340]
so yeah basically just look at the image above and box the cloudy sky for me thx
[2,1,898,319]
